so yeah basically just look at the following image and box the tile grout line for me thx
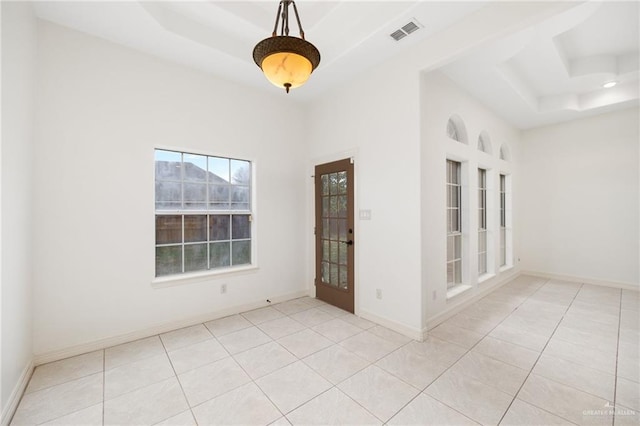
[611,289,622,426]
[386,280,548,425]
[260,308,388,424]
[496,281,584,425]
[416,281,546,425]
[102,349,105,426]
[158,333,201,425]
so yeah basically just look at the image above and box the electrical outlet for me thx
[376,289,382,299]
[220,284,227,294]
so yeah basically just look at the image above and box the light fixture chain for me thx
[271,2,282,36]
[282,0,290,36]
[291,1,305,40]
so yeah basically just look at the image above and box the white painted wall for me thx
[33,22,308,356]
[420,71,522,326]
[1,1,36,418]
[305,49,424,337]
[304,1,578,336]
[521,108,639,288]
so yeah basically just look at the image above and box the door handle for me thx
[340,240,354,246]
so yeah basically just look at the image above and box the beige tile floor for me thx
[10,275,640,425]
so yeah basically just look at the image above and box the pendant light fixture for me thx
[253,0,320,93]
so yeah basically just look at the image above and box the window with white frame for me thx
[155,149,252,277]
[478,168,488,275]
[447,160,462,288]
[499,174,507,267]
[446,115,468,144]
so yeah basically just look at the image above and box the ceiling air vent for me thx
[389,19,422,42]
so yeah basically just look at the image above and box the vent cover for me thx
[390,19,422,41]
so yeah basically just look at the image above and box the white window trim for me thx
[153,148,258,284]
[446,283,472,300]
[152,264,259,288]
[446,159,464,290]
[478,272,496,284]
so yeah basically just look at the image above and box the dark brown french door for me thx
[314,159,354,313]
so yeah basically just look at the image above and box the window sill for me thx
[446,284,472,300]
[152,265,258,289]
[478,273,496,284]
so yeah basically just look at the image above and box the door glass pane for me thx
[339,242,347,265]
[156,215,182,244]
[330,196,338,217]
[337,171,347,194]
[184,215,207,242]
[330,240,339,264]
[322,262,330,283]
[184,243,207,272]
[330,264,339,287]
[338,219,347,242]
[337,195,347,218]
[156,246,182,276]
[322,197,329,218]
[339,266,347,289]
[322,240,330,262]
[321,174,329,195]
[329,173,338,195]
[210,242,230,268]
[329,219,338,240]
[322,219,330,238]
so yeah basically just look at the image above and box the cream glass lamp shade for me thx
[261,52,313,91]
[252,1,321,94]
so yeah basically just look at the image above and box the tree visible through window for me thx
[155,149,252,277]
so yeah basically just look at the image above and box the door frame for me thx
[308,150,359,314]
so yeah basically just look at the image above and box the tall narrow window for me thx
[499,174,507,267]
[478,169,487,275]
[447,160,462,288]
[155,149,252,277]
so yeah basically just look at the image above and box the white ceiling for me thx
[441,1,639,129]
[33,1,639,129]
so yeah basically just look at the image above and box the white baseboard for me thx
[358,310,423,341]
[1,359,34,426]
[523,270,639,292]
[423,270,522,336]
[34,290,309,366]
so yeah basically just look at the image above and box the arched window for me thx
[499,143,511,161]
[446,115,468,144]
[478,131,492,154]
